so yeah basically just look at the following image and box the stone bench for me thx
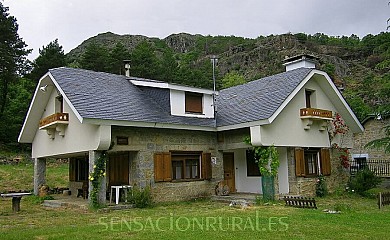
[1,192,32,212]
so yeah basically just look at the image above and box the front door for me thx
[108,152,130,186]
[223,153,236,193]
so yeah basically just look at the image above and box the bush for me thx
[127,186,152,208]
[363,188,385,199]
[316,175,328,197]
[348,168,382,196]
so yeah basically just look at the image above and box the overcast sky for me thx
[4,0,389,60]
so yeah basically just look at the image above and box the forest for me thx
[1,2,389,151]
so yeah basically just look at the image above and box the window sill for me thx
[171,178,204,183]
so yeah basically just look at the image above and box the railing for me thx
[39,113,69,128]
[350,159,390,177]
[300,108,332,119]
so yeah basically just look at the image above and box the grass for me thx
[0,160,69,192]
[0,194,389,239]
[1,161,389,239]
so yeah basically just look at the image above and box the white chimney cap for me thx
[283,54,318,71]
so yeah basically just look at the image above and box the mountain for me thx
[66,31,390,121]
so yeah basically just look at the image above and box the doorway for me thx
[107,152,130,186]
[223,152,236,193]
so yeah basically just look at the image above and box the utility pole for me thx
[210,55,218,118]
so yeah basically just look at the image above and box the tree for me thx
[29,39,66,81]
[130,41,160,79]
[79,42,109,72]
[159,48,178,82]
[108,42,131,75]
[221,71,246,89]
[0,2,30,118]
[365,125,390,154]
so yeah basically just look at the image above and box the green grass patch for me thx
[0,194,389,239]
[0,160,68,193]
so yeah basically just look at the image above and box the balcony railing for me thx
[300,108,332,120]
[39,113,69,129]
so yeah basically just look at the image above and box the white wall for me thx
[170,90,214,118]
[232,147,289,194]
[233,149,262,194]
[277,147,289,194]
[252,78,341,148]
[32,89,110,158]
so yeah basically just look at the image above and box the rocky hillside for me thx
[66,32,390,120]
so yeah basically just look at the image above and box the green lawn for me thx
[0,160,69,192]
[1,161,389,239]
[0,195,389,240]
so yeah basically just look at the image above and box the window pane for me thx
[172,161,183,180]
[185,159,199,179]
[305,151,318,175]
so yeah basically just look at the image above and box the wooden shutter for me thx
[185,92,203,113]
[154,152,172,182]
[69,158,76,181]
[295,148,306,177]
[320,148,331,176]
[202,153,212,180]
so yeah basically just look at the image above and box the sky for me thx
[3,0,390,60]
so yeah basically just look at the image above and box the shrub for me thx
[348,168,382,196]
[127,186,152,208]
[316,175,328,197]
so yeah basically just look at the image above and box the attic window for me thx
[185,92,203,114]
[305,89,314,108]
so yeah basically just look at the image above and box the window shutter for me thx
[185,92,203,113]
[202,153,212,180]
[295,148,306,177]
[69,158,76,181]
[320,148,331,176]
[154,152,172,182]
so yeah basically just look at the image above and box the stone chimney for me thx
[283,54,318,71]
[123,60,131,77]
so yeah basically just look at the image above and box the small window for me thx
[305,90,313,108]
[55,96,64,113]
[304,150,319,176]
[117,136,128,145]
[246,150,261,177]
[350,157,368,175]
[171,152,200,180]
[185,92,203,114]
[295,148,331,177]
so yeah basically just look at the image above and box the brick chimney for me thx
[283,54,318,71]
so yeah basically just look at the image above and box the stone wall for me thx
[352,117,390,161]
[110,126,223,202]
[287,148,349,197]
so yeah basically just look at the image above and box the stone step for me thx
[42,199,88,210]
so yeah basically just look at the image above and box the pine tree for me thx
[0,2,30,117]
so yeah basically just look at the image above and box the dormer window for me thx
[185,92,203,114]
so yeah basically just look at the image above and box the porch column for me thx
[33,158,46,195]
[88,150,107,205]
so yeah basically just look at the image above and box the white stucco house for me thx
[18,55,363,203]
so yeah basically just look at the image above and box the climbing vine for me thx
[244,136,280,177]
[328,113,350,168]
[88,151,108,208]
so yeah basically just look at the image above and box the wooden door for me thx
[108,152,130,186]
[223,153,236,193]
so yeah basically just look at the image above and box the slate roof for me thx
[216,68,312,127]
[49,67,216,127]
[49,67,312,128]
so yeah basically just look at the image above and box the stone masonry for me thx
[110,126,224,202]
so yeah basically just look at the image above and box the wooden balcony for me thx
[39,113,69,129]
[39,113,69,139]
[300,108,332,120]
